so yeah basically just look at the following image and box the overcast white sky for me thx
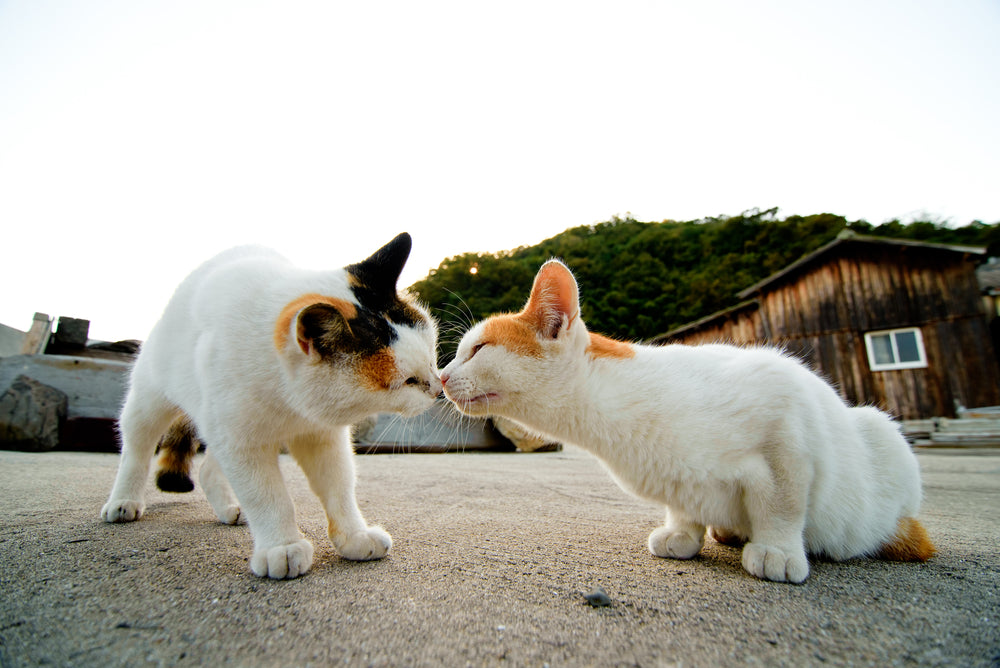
[2,1,998,342]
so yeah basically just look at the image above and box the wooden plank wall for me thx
[665,306,764,346]
[662,243,1000,418]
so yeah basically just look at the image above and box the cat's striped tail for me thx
[875,517,935,562]
[154,415,200,493]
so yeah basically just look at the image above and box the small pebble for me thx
[583,587,612,607]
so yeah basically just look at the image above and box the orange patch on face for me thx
[875,517,935,562]
[357,348,397,390]
[274,293,357,350]
[482,315,544,358]
[586,332,635,360]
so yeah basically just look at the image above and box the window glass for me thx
[894,330,920,363]
[870,333,895,365]
[864,327,927,371]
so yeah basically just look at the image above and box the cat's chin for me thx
[448,392,501,415]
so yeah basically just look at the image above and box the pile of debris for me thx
[0,313,138,452]
[903,408,1000,448]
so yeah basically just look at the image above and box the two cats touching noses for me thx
[102,232,934,584]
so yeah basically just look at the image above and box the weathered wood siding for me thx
[660,241,1000,419]
[665,302,764,346]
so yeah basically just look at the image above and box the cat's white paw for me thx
[101,500,144,523]
[335,526,392,561]
[250,539,314,579]
[215,504,243,525]
[648,526,703,560]
[742,542,809,583]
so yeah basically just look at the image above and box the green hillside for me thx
[410,208,1000,363]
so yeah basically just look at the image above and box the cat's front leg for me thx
[648,507,705,560]
[289,430,391,562]
[741,527,809,584]
[209,442,313,579]
[741,472,810,584]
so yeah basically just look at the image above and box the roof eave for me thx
[737,234,986,299]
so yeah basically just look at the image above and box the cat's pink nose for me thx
[439,372,450,387]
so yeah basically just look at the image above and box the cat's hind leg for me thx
[199,449,242,525]
[101,383,180,523]
[709,526,748,548]
[648,507,705,560]
[289,428,391,562]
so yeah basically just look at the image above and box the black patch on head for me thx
[346,231,429,330]
[297,234,429,360]
[298,302,398,360]
[347,232,412,313]
[385,298,427,328]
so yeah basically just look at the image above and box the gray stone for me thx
[354,399,515,452]
[493,416,562,452]
[0,354,131,420]
[0,375,68,451]
[52,316,90,349]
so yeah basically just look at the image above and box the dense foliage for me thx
[410,208,1000,364]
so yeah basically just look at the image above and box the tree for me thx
[411,212,998,364]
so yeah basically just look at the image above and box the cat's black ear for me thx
[347,233,412,307]
[523,259,580,339]
[296,303,352,357]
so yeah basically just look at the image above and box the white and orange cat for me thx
[102,233,441,579]
[441,259,933,583]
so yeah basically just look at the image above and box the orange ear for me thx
[521,260,580,338]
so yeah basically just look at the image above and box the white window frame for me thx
[864,327,928,371]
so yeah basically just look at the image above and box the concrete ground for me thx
[0,446,997,667]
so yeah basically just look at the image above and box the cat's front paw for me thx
[742,542,809,583]
[335,526,392,561]
[250,539,314,579]
[101,499,144,523]
[648,526,703,560]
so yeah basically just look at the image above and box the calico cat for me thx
[440,259,933,583]
[102,233,441,579]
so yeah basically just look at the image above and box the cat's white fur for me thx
[102,235,441,579]
[441,259,928,583]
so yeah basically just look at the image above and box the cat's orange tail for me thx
[875,517,935,562]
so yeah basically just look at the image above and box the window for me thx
[864,328,927,371]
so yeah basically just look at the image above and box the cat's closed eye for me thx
[468,342,487,360]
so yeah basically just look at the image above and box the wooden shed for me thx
[653,232,1000,419]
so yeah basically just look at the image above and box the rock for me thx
[46,317,90,354]
[583,586,612,608]
[0,375,68,452]
[352,400,516,453]
[352,415,378,443]
[492,417,561,452]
